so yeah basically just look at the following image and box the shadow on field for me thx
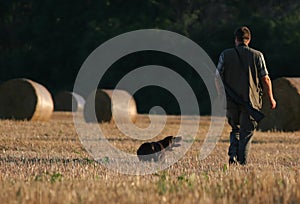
[218,139,287,144]
[0,156,95,165]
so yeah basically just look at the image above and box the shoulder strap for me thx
[234,47,246,72]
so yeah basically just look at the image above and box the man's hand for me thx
[270,97,276,109]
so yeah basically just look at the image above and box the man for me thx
[215,26,276,165]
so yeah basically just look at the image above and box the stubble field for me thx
[0,112,299,204]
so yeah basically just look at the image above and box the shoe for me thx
[229,156,237,165]
[238,160,247,166]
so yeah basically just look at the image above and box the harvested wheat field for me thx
[0,112,299,204]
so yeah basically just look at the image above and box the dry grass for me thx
[0,112,299,204]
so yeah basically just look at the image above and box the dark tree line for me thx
[1,0,299,114]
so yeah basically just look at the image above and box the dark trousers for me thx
[226,101,257,165]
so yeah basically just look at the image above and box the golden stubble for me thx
[0,112,299,204]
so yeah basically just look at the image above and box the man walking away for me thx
[215,26,276,165]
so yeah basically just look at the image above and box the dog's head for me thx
[172,136,182,147]
[160,136,182,149]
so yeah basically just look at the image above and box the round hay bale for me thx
[0,78,53,121]
[84,89,137,123]
[54,91,85,112]
[258,77,300,131]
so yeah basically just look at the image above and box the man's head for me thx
[234,26,251,45]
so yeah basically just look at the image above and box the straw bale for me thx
[259,77,300,131]
[54,91,85,112]
[0,78,53,121]
[84,89,137,123]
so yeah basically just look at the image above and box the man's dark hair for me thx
[234,26,251,42]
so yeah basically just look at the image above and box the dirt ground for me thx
[0,112,299,204]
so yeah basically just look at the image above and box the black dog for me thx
[137,136,182,162]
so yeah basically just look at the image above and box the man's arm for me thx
[257,52,276,109]
[215,52,225,95]
[261,75,276,109]
[215,71,223,96]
